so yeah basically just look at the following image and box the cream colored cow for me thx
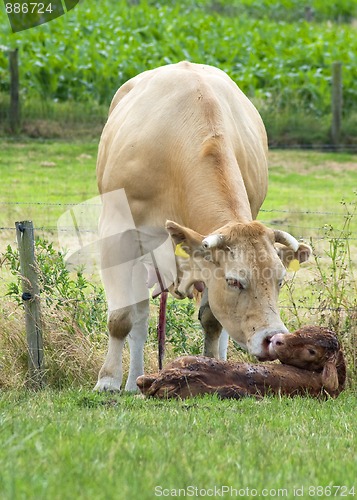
[95,61,310,391]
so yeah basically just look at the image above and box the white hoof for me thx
[94,376,121,392]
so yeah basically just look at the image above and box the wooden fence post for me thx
[304,6,314,21]
[9,48,20,133]
[331,61,342,147]
[15,221,45,388]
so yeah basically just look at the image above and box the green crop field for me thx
[1,0,357,144]
[1,0,357,110]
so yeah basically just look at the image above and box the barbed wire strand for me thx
[1,200,355,216]
[1,291,355,313]
[1,203,357,245]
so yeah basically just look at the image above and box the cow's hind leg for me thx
[199,288,222,358]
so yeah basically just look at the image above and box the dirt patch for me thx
[268,151,357,174]
[41,161,57,168]
[320,161,357,173]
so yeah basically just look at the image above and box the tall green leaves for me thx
[0,0,356,114]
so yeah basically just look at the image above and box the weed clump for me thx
[282,196,357,385]
[2,240,107,389]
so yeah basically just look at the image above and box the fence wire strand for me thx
[1,202,356,314]
[1,200,353,215]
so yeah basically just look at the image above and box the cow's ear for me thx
[276,242,312,268]
[165,221,204,255]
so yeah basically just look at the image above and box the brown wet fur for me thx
[136,326,346,399]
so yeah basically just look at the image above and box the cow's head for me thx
[166,220,311,360]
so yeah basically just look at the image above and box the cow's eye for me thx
[308,348,316,356]
[278,279,284,288]
[226,278,244,290]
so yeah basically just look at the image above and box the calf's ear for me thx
[276,242,312,268]
[321,355,339,393]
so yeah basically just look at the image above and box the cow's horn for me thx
[274,230,299,252]
[202,234,224,249]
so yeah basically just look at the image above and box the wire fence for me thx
[1,201,356,319]
[1,202,356,238]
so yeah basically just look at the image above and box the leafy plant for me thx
[280,195,357,383]
[1,0,357,119]
[4,238,107,338]
[310,197,357,331]
[148,297,202,356]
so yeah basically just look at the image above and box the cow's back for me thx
[97,62,268,231]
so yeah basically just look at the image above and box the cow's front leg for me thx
[199,288,222,358]
[125,299,149,391]
[94,306,133,392]
[219,329,229,361]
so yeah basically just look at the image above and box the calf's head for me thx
[270,326,342,392]
[166,220,310,360]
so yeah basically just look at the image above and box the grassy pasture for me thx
[0,141,357,224]
[0,390,356,500]
[0,141,356,498]
[1,140,356,326]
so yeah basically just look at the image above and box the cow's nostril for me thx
[263,337,272,347]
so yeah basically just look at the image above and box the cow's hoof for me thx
[94,377,121,392]
[124,379,140,393]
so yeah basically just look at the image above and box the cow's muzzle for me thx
[248,327,289,361]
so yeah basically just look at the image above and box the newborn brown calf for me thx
[136,326,346,399]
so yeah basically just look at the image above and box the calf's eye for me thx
[308,348,316,356]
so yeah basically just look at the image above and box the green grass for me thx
[0,139,99,230]
[259,150,357,235]
[1,140,356,234]
[0,140,98,202]
[0,389,356,500]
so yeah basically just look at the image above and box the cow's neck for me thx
[186,202,251,235]
[180,152,253,235]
